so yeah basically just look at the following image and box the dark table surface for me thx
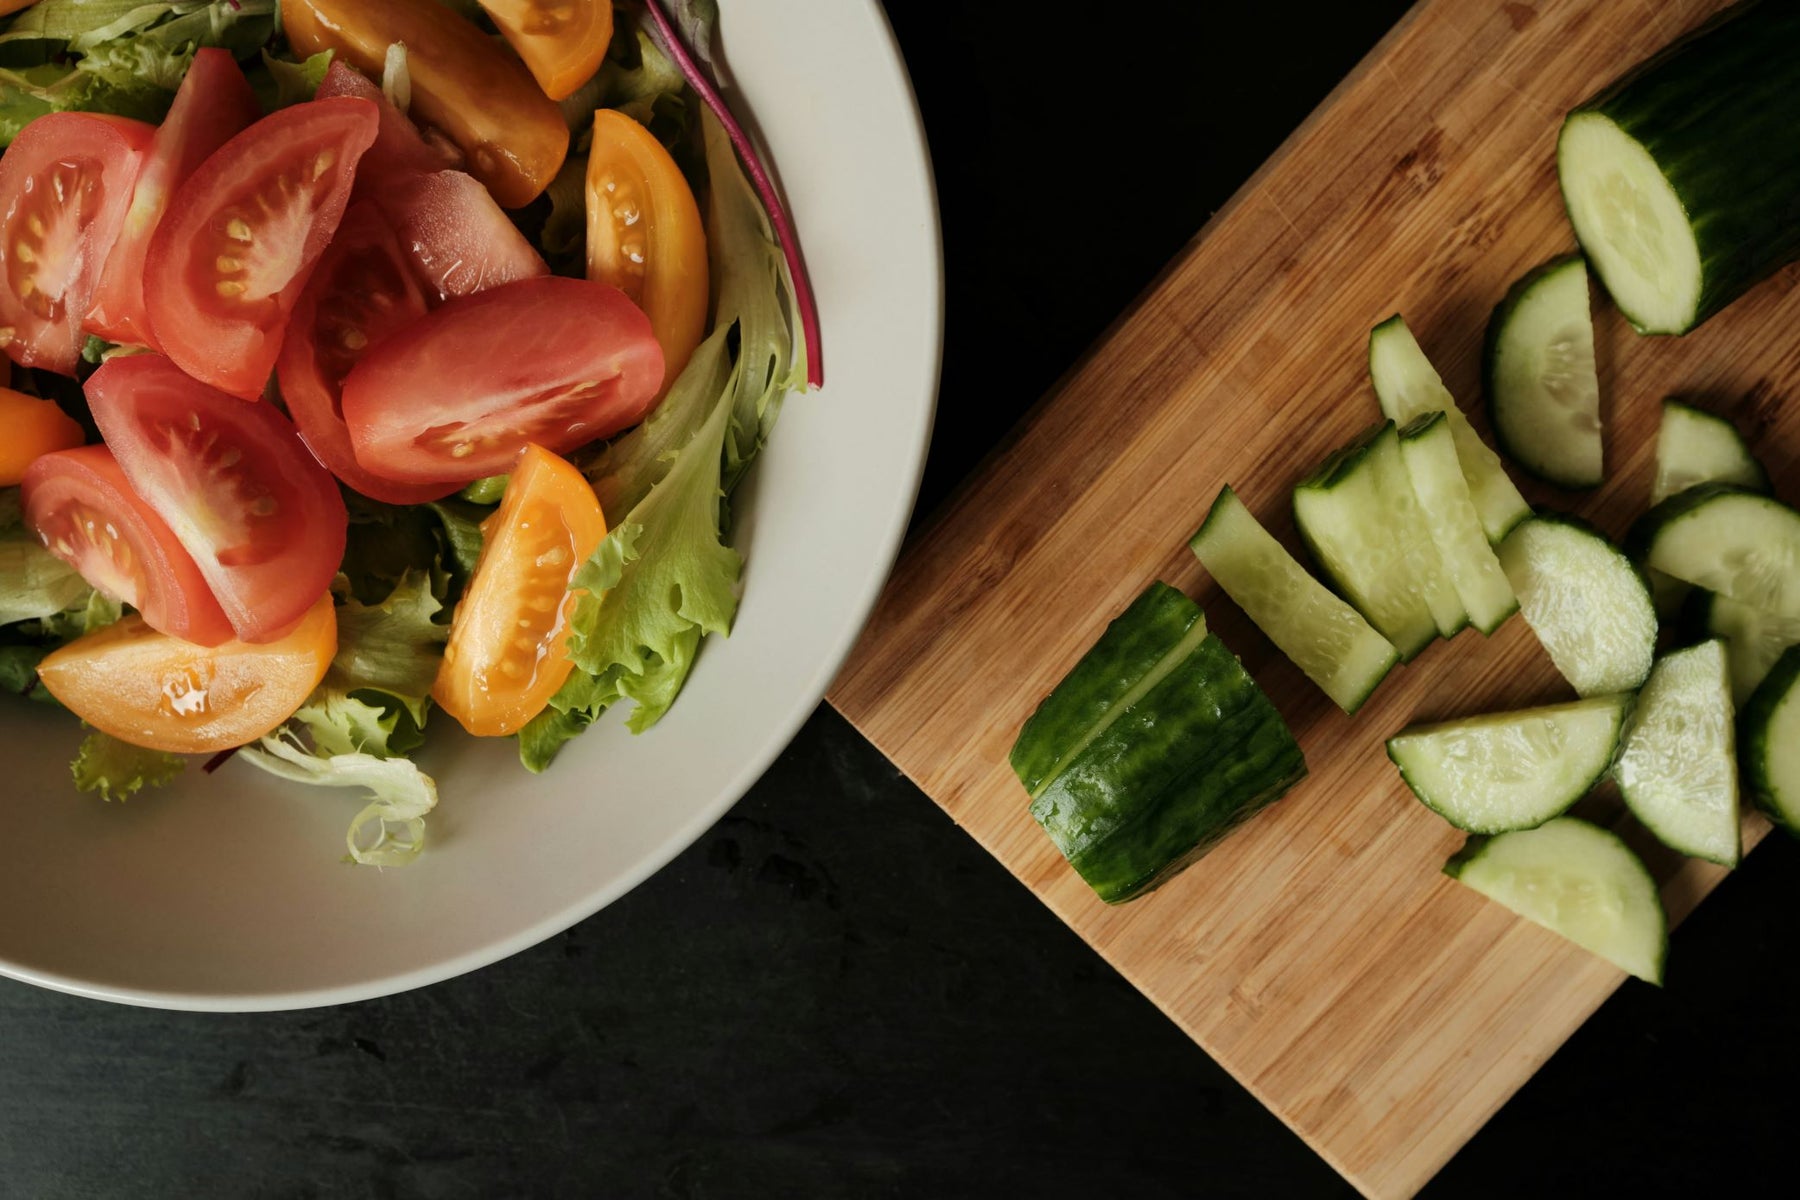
[6,3,1799,1197]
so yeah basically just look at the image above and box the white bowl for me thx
[0,0,941,1011]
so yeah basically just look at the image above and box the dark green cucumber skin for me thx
[1397,411,1445,441]
[1482,253,1596,488]
[1009,582,1202,798]
[1295,419,1389,494]
[1564,0,1800,332]
[1740,643,1800,834]
[1029,631,1307,904]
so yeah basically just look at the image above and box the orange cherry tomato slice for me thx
[0,387,84,486]
[480,0,613,101]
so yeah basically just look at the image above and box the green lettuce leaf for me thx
[70,729,184,801]
[254,46,331,109]
[327,569,448,725]
[0,487,90,625]
[238,726,437,867]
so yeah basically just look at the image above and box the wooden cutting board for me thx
[827,0,1800,1195]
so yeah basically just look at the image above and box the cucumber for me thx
[1292,421,1465,660]
[1498,515,1657,696]
[1651,399,1770,505]
[1742,645,1800,834]
[1558,1,1800,334]
[1484,255,1603,489]
[1629,485,1800,619]
[1613,640,1739,866]
[1189,486,1398,714]
[1445,817,1666,985]
[1014,583,1308,904]
[1369,315,1531,542]
[1694,591,1800,703]
[1386,694,1632,834]
[1397,413,1519,634]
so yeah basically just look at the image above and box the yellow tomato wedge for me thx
[36,592,337,754]
[433,444,607,737]
[586,109,708,394]
[480,0,613,101]
[0,387,84,485]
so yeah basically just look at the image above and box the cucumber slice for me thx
[1397,413,1519,634]
[1293,421,1465,659]
[1369,315,1531,542]
[1386,694,1632,834]
[1652,399,1770,505]
[1445,817,1666,985]
[1498,515,1657,696]
[1015,583,1308,904]
[1697,591,1800,704]
[1485,255,1603,489]
[1189,486,1398,714]
[1614,640,1739,866]
[1630,485,1800,619]
[1557,3,1800,335]
[1742,645,1800,835]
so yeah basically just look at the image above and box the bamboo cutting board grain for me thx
[827,1,1800,1195]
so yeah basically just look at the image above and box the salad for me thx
[0,0,818,864]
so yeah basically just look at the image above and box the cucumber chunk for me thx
[1445,817,1667,985]
[1652,399,1769,505]
[1293,421,1465,660]
[1387,695,1632,834]
[1485,255,1603,489]
[1499,515,1657,696]
[1369,315,1531,542]
[1693,591,1800,704]
[1742,645,1800,835]
[1630,485,1800,619]
[1614,640,1739,866]
[1189,486,1398,714]
[1398,413,1519,634]
[1015,583,1308,904]
[1558,2,1800,334]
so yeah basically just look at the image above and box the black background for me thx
[4,2,1798,1196]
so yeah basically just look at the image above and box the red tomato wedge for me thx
[277,202,458,505]
[22,445,235,647]
[342,276,664,483]
[85,355,348,644]
[384,169,548,300]
[315,59,452,192]
[0,113,154,374]
[85,49,261,349]
[144,97,379,400]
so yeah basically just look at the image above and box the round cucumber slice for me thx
[1499,514,1657,696]
[1486,255,1603,489]
[1613,640,1740,867]
[1630,486,1800,620]
[1445,817,1667,985]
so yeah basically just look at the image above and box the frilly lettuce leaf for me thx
[0,489,90,625]
[326,569,448,725]
[255,46,331,110]
[238,725,437,867]
[71,730,183,801]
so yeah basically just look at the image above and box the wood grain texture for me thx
[827,1,1797,1196]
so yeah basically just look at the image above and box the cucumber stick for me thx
[1499,515,1657,697]
[1558,1,1800,333]
[1293,421,1465,658]
[1368,315,1531,543]
[1189,486,1398,713]
[1387,695,1631,834]
[1698,591,1800,703]
[1742,646,1800,835]
[1485,255,1603,489]
[1398,414,1518,634]
[1652,399,1769,505]
[1013,583,1307,904]
[1445,817,1666,985]
[1630,485,1800,619]
[1614,640,1740,866]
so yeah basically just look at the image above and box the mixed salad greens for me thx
[0,0,816,864]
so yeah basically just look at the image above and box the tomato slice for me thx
[433,444,607,736]
[0,113,155,374]
[0,387,84,486]
[85,49,261,349]
[85,354,348,644]
[36,592,337,754]
[283,0,568,208]
[21,445,235,647]
[383,169,548,300]
[314,59,453,192]
[586,110,708,393]
[481,0,613,101]
[341,276,664,482]
[277,202,459,505]
[143,97,379,400]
